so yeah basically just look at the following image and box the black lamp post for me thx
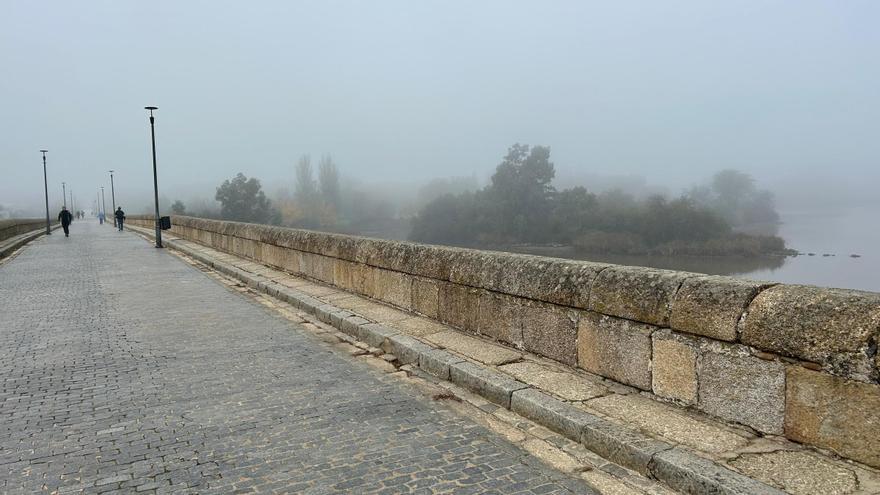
[40,150,51,235]
[109,170,116,227]
[145,106,162,248]
[62,182,66,208]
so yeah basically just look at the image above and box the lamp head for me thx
[40,149,48,153]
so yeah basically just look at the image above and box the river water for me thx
[513,206,879,293]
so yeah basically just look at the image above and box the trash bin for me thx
[159,216,172,230]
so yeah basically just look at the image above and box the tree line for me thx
[172,144,788,257]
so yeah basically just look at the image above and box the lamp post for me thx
[109,170,116,227]
[40,150,51,235]
[101,187,107,221]
[62,182,66,208]
[145,106,162,248]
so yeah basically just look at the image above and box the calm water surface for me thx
[514,206,879,292]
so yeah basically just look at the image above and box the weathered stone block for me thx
[579,416,672,475]
[522,302,578,365]
[371,269,412,309]
[411,277,439,319]
[418,349,465,380]
[477,291,523,348]
[449,361,529,408]
[258,243,278,267]
[295,295,323,313]
[499,361,606,401]
[577,313,654,390]
[698,348,785,434]
[480,255,608,309]
[314,255,335,284]
[424,331,521,365]
[350,263,375,297]
[785,366,880,468]
[728,450,859,495]
[670,276,771,342]
[282,250,303,275]
[340,315,371,338]
[448,250,492,287]
[251,239,262,262]
[329,310,354,329]
[314,304,340,324]
[650,448,785,495]
[585,394,749,454]
[393,316,447,337]
[510,388,596,441]
[438,282,480,333]
[332,259,354,291]
[741,285,880,382]
[357,323,400,349]
[382,334,432,365]
[652,331,697,404]
[589,266,694,326]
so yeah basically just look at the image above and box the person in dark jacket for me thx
[114,207,125,231]
[57,206,73,237]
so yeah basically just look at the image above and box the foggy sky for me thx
[1,1,878,214]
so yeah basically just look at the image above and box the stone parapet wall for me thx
[130,215,880,468]
[0,219,54,243]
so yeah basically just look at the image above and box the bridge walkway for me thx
[0,220,601,494]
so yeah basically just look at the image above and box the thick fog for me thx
[1,1,878,215]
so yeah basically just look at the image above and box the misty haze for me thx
[2,1,878,291]
[5,3,880,494]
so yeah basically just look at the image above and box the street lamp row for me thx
[38,106,163,247]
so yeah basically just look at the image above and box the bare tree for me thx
[319,154,340,210]
[295,155,317,202]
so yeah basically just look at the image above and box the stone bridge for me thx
[1,216,878,494]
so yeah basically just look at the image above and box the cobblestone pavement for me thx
[0,221,595,494]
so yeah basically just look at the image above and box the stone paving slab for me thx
[425,330,523,365]
[582,394,751,454]
[0,221,598,494]
[127,223,880,495]
[500,361,608,401]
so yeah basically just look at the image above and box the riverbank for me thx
[570,231,795,257]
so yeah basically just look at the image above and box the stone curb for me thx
[0,225,60,259]
[449,360,529,409]
[650,448,785,495]
[129,226,786,495]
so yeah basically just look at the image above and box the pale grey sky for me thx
[1,1,878,214]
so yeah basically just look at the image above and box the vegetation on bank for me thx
[175,144,790,257]
[410,144,791,256]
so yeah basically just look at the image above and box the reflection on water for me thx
[507,246,787,276]
[507,205,879,292]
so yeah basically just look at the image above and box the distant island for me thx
[410,144,793,258]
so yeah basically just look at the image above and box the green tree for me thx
[171,200,186,215]
[215,173,276,223]
[485,144,556,242]
[688,169,780,228]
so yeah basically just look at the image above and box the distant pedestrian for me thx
[98,211,105,224]
[58,206,73,237]
[114,207,125,231]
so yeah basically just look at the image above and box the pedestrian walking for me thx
[58,206,73,237]
[114,207,125,231]
[98,211,105,224]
